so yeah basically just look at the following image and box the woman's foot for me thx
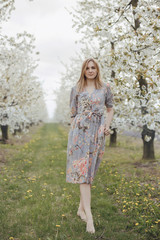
[77,208,87,222]
[86,218,95,234]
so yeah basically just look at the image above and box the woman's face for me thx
[84,61,97,80]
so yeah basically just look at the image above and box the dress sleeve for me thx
[70,86,77,118]
[105,83,114,108]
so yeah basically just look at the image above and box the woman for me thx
[66,58,114,234]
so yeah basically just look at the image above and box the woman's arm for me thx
[104,107,114,136]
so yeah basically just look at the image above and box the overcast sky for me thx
[2,0,81,119]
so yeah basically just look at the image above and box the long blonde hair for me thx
[76,58,103,92]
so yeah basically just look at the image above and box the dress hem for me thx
[66,180,93,184]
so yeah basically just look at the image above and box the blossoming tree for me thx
[66,0,160,159]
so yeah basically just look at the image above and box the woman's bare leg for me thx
[77,192,87,222]
[80,183,95,233]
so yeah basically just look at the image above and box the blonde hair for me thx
[76,58,103,92]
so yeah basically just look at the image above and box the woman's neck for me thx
[85,79,96,87]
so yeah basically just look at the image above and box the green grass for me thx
[0,123,160,240]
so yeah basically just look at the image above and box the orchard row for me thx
[0,0,47,142]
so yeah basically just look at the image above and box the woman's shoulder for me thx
[71,84,79,95]
[101,82,113,95]
[71,84,77,91]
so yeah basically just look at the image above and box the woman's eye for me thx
[91,67,95,69]
[86,67,89,70]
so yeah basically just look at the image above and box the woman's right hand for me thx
[104,124,110,136]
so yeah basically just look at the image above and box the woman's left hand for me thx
[104,124,110,136]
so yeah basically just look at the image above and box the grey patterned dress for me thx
[66,82,113,184]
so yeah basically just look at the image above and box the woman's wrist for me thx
[105,122,110,129]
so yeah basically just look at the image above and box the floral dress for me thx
[66,82,113,184]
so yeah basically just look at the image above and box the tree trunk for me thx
[13,129,17,136]
[0,125,9,142]
[141,126,155,159]
[109,128,117,147]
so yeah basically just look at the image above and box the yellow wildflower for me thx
[27,189,32,193]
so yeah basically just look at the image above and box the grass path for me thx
[0,123,160,240]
